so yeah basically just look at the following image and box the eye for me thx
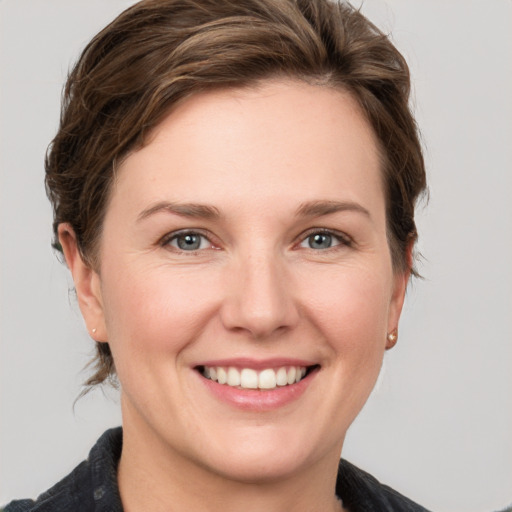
[164,231,212,251]
[298,230,349,250]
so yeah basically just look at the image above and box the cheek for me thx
[302,265,392,354]
[295,266,392,429]
[100,263,222,366]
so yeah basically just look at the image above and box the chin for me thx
[206,450,310,484]
[193,425,331,484]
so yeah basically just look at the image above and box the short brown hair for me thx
[46,0,426,388]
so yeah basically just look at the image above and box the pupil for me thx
[178,234,200,250]
[309,233,331,249]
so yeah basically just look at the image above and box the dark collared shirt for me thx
[3,427,431,511]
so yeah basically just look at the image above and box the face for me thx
[63,80,409,483]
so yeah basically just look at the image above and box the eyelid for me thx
[295,227,353,249]
[159,228,219,251]
[158,227,352,252]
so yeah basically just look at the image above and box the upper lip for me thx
[194,357,318,370]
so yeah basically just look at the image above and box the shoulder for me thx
[2,459,91,512]
[2,428,123,512]
[336,459,431,512]
[1,502,36,512]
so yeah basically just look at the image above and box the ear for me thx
[386,241,413,346]
[58,223,108,342]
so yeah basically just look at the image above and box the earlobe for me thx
[386,242,413,344]
[58,223,107,342]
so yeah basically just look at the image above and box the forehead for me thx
[111,80,384,218]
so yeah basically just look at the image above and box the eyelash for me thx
[160,229,216,252]
[159,228,352,253]
[297,228,353,251]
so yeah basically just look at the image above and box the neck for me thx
[118,412,346,512]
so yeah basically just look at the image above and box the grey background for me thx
[1,1,511,510]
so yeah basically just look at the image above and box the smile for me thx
[200,365,315,390]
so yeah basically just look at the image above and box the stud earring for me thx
[92,328,97,334]
[386,329,398,349]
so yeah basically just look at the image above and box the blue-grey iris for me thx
[177,233,201,250]
[309,233,332,249]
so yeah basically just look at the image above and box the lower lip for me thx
[197,370,317,412]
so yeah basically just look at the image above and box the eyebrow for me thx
[295,200,371,219]
[137,199,370,222]
[137,201,221,222]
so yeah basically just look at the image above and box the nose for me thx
[219,251,300,339]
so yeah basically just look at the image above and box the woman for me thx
[4,0,429,510]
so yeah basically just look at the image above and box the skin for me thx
[60,80,410,512]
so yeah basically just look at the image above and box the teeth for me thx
[227,367,241,386]
[240,368,258,389]
[258,369,276,389]
[202,365,309,390]
[276,367,288,386]
[217,367,227,384]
